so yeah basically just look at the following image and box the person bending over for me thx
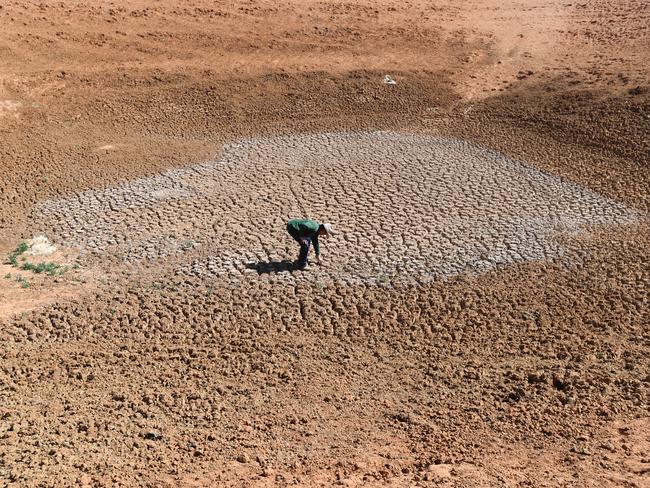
[286,218,336,270]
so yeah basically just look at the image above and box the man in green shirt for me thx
[286,219,336,270]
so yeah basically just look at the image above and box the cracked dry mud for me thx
[2,0,649,486]
[31,132,639,285]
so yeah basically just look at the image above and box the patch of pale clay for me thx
[29,132,641,286]
[25,235,57,257]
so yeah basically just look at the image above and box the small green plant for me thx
[7,242,66,276]
[20,261,58,275]
[3,273,10,279]
[14,275,29,288]
[7,242,29,266]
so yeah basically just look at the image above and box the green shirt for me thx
[287,219,321,255]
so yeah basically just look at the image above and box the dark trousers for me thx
[287,226,311,267]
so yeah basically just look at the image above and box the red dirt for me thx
[0,1,648,486]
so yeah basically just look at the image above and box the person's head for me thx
[318,223,336,238]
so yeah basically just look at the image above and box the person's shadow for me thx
[245,260,295,274]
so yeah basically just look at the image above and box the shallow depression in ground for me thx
[31,132,640,284]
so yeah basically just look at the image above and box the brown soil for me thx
[1,1,648,486]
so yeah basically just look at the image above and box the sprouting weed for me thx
[20,261,63,275]
[7,242,28,266]
[7,242,66,277]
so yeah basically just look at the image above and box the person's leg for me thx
[288,226,302,244]
[288,226,310,268]
[297,237,311,268]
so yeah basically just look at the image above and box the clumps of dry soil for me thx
[0,225,647,486]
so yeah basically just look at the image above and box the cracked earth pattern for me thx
[31,132,639,285]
